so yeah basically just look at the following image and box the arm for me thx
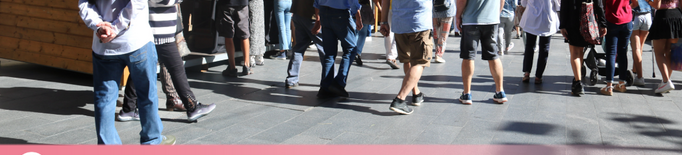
[379,0,391,36]
[630,0,639,8]
[355,9,363,30]
[312,8,321,35]
[520,0,528,9]
[78,0,104,31]
[593,0,606,28]
[456,0,468,31]
[110,0,148,36]
[373,0,382,14]
[500,0,506,13]
[648,0,661,9]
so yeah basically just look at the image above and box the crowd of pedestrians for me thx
[78,0,682,145]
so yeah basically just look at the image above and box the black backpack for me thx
[434,0,449,12]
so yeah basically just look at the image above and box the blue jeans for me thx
[286,14,325,85]
[92,42,163,144]
[353,23,371,56]
[604,21,633,82]
[275,0,292,50]
[319,6,357,89]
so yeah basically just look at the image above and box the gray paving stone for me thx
[412,125,463,144]
[327,132,376,144]
[280,134,331,144]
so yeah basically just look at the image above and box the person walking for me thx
[285,0,325,89]
[380,0,432,115]
[353,0,382,66]
[560,0,606,96]
[78,0,175,144]
[600,0,634,95]
[648,0,682,93]
[218,0,253,77]
[519,0,560,84]
[497,0,517,56]
[312,0,363,98]
[271,0,293,60]
[383,0,401,69]
[432,0,456,63]
[456,0,509,104]
[629,0,654,86]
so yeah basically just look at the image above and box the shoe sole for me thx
[409,101,423,106]
[386,61,400,69]
[655,88,674,94]
[117,116,139,122]
[188,107,216,122]
[389,107,413,115]
[493,98,508,104]
[459,99,472,105]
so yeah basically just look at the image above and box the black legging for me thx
[522,32,551,79]
[123,42,198,114]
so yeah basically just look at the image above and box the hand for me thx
[456,15,463,32]
[599,27,607,37]
[355,18,363,31]
[312,20,321,35]
[560,29,568,40]
[379,23,390,37]
[97,26,117,43]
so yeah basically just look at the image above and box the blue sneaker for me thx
[493,91,508,104]
[459,93,472,105]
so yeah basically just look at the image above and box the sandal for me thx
[613,82,627,92]
[522,73,530,83]
[600,86,614,96]
[535,77,543,84]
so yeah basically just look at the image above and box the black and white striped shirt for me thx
[149,0,179,45]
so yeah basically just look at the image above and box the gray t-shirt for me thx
[462,0,501,25]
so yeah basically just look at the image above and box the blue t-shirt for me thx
[462,0,501,25]
[391,0,433,34]
[314,0,362,15]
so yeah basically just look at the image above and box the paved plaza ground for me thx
[1,34,681,154]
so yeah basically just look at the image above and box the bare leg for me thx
[488,59,504,92]
[396,62,424,100]
[462,59,474,93]
[241,38,251,66]
[569,45,584,81]
[653,39,671,82]
[630,30,648,78]
[225,38,236,70]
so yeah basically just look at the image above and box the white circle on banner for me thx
[23,152,41,155]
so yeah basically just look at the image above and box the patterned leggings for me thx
[433,17,453,57]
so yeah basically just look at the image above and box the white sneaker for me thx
[506,42,514,53]
[434,55,446,63]
[655,81,675,94]
[633,77,645,86]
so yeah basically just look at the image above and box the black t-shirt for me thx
[218,0,249,6]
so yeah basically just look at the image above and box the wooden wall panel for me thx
[0,1,82,23]
[0,0,80,10]
[0,48,92,73]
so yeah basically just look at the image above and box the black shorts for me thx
[216,5,250,39]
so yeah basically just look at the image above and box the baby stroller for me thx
[582,44,634,86]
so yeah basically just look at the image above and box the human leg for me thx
[631,30,644,78]
[318,7,339,91]
[480,25,504,93]
[286,15,322,86]
[124,42,163,144]
[522,32,538,76]
[535,36,551,79]
[92,52,126,144]
[460,25,480,94]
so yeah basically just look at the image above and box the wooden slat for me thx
[0,25,55,43]
[13,15,92,37]
[0,14,17,26]
[0,1,82,23]
[0,0,80,11]
[0,48,93,74]
[54,33,92,49]
[0,36,92,62]
[61,45,92,61]
[0,35,20,49]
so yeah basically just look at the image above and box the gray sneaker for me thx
[117,109,139,122]
[390,97,413,115]
[160,135,176,145]
[410,92,424,106]
[386,59,400,69]
[188,103,216,121]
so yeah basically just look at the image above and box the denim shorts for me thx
[632,12,652,31]
[460,25,499,60]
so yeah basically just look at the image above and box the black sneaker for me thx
[242,65,253,75]
[389,97,413,115]
[187,103,216,122]
[355,54,363,66]
[410,92,424,106]
[222,68,238,77]
[571,78,585,96]
[317,88,337,98]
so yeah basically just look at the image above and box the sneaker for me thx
[633,77,645,86]
[459,93,472,105]
[285,82,299,89]
[571,78,585,96]
[613,82,627,92]
[493,91,508,104]
[355,54,363,66]
[255,55,265,66]
[166,98,186,111]
[386,59,400,69]
[222,68,238,77]
[187,103,216,121]
[160,135,176,145]
[434,55,446,63]
[655,81,675,94]
[327,83,350,97]
[410,92,425,106]
[271,51,287,60]
[389,97,413,115]
[505,42,514,54]
[117,109,139,121]
[242,65,252,76]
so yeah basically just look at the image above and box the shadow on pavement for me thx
[0,87,94,117]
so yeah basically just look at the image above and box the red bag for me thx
[579,1,601,45]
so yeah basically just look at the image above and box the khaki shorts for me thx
[395,30,433,67]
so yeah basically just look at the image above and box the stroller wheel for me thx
[588,70,599,86]
[625,70,634,86]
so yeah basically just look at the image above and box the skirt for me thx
[649,8,682,40]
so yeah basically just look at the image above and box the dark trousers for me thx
[123,42,198,114]
[319,6,357,89]
[522,32,551,78]
[604,21,633,82]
